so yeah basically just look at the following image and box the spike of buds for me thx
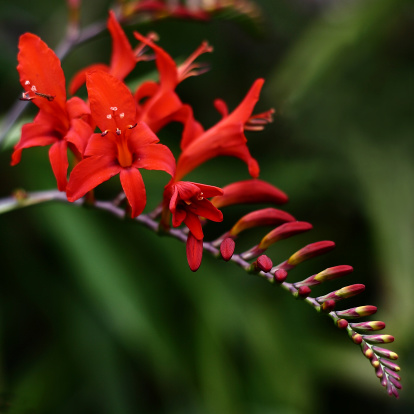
[349,321,386,333]
[295,264,353,288]
[220,238,235,261]
[362,334,394,344]
[372,346,398,360]
[274,268,287,283]
[336,305,377,319]
[316,284,365,303]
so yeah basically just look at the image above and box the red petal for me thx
[127,122,159,147]
[120,168,146,217]
[66,156,121,201]
[133,31,178,90]
[84,133,117,157]
[133,143,176,177]
[211,179,288,208]
[135,81,159,103]
[172,207,186,227]
[18,33,66,115]
[11,121,58,165]
[49,140,69,191]
[184,212,204,240]
[186,232,203,272]
[192,183,223,198]
[65,118,94,157]
[189,199,223,222]
[69,64,110,95]
[86,71,136,132]
[107,10,137,80]
[66,96,91,119]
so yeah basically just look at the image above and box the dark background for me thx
[0,0,413,413]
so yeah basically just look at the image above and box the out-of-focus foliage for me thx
[0,0,413,413]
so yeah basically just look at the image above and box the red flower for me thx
[175,79,273,181]
[69,10,137,94]
[163,181,223,271]
[133,31,211,134]
[11,33,92,191]
[66,71,175,217]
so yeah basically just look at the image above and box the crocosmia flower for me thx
[66,71,175,217]
[163,181,223,271]
[175,78,273,181]
[11,33,92,191]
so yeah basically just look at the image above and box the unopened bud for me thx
[384,368,401,381]
[287,241,335,267]
[351,332,363,344]
[320,299,336,313]
[294,286,311,299]
[370,354,380,368]
[274,269,287,283]
[350,321,386,333]
[362,334,394,344]
[314,265,353,283]
[255,255,273,272]
[336,305,377,319]
[258,221,312,250]
[379,358,400,372]
[316,284,365,302]
[220,238,235,261]
[372,346,398,360]
[336,319,348,329]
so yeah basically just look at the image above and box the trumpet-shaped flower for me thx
[11,33,92,191]
[66,71,175,217]
[175,79,273,181]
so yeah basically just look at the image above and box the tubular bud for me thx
[361,343,373,359]
[349,321,386,333]
[362,334,394,344]
[351,332,363,344]
[372,346,398,360]
[376,364,384,378]
[229,208,295,237]
[294,286,311,299]
[384,368,401,381]
[370,354,380,368]
[258,221,312,251]
[287,241,335,267]
[379,358,400,372]
[316,284,365,303]
[314,265,353,283]
[388,376,402,390]
[336,305,377,319]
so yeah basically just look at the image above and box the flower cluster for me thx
[11,10,401,397]
[12,10,273,271]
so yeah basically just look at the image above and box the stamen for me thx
[107,114,112,119]
[24,80,30,85]
[31,85,37,92]
[110,106,118,111]
[128,123,137,129]
[101,130,109,137]
[116,128,121,135]
[20,91,33,101]
[119,113,125,119]
[34,92,55,101]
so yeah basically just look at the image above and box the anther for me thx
[31,85,37,92]
[107,114,112,119]
[110,106,118,111]
[119,113,125,118]
[128,123,137,129]
[101,130,109,137]
[116,128,121,135]
[25,80,30,85]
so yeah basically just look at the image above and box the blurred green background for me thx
[0,0,413,413]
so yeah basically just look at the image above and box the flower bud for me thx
[384,368,401,381]
[316,284,365,302]
[320,299,336,313]
[362,334,394,344]
[336,319,348,329]
[379,358,400,372]
[336,305,377,319]
[349,321,386,333]
[294,286,311,299]
[372,346,398,360]
[273,269,287,283]
[287,241,335,267]
[361,343,373,359]
[220,238,235,261]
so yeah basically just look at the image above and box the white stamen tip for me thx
[110,106,118,111]
[119,113,125,118]
[31,85,37,91]
[107,114,112,119]
[116,128,121,135]
[25,80,30,85]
